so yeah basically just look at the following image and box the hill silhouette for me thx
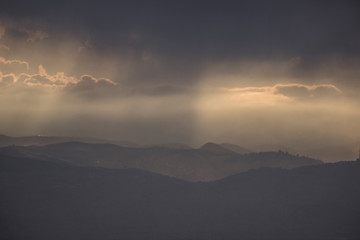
[0,153,359,240]
[0,134,139,148]
[220,142,252,154]
[199,142,237,154]
[0,142,321,181]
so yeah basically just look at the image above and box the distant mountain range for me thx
[0,134,139,148]
[1,134,358,162]
[0,141,321,181]
[0,153,359,240]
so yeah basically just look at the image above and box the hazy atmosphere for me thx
[2,1,360,240]
[1,0,360,159]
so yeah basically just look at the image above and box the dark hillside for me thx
[0,143,322,181]
[0,153,359,240]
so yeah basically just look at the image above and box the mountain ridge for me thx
[0,153,358,240]
[0,141,322,181]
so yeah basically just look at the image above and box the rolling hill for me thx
[0,153,359,240]
[0,142,321,181]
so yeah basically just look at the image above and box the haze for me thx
[1,1,360,160]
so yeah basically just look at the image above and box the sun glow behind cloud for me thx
[0,15,359,159]
[193,71,359,152]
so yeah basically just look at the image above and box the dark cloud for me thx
[65,75,119,98]
[274,84,342,100]
[25,74,64,86]
[2,1,360,59]
[0,18,48,43]
[70,75,116,90]
[2,1,360,89]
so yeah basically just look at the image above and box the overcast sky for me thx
[0,0,359,154]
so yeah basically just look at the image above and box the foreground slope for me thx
[0,142,321,181]
[0,153,359,240]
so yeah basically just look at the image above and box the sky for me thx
[0,0,360,158]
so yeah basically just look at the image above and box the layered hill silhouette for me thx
[3,133,356,162]
[220,142,252,154]
[0,134,191,149]
[0,134,139,148]
[0,153,359,240]
[0,141,321,181]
